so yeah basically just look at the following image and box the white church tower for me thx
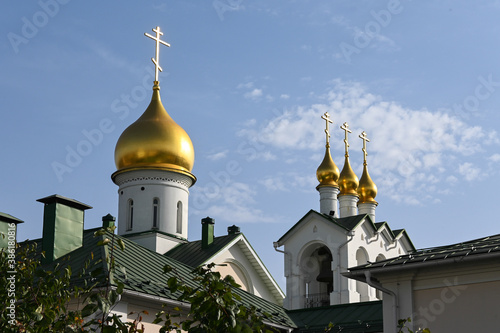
[315,112,340,217]
[275,114,414,310]
[338,122,359,218]
[111,27,196,254]
[357,131,378,222]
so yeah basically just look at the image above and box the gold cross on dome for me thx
[144,26,171,82]
[359,131,370,165]
[340,122,352,157]
[321,112,334,147]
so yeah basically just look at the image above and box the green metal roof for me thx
[278,211,414,251]
[22,228,296,329]
[165,233,241,267]
[287,301,383,332]
[277,210,366,244]
[349,233,500,272]
[0,212,24,224]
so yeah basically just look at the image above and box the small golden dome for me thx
[316,147,340,187]
[339,155,359,196]
[113,82,195,181]
[358,164,377,204]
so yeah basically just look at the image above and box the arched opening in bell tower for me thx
[299,243,333,308]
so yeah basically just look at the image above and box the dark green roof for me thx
[22,228,295,329]
[165,233,241,267]
[288,301,383,333]
[0,212,24,224]
[277,210,366,244]
[278,211,414,251]
[349,233,500,272]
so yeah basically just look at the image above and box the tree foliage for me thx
[0,227,142,333]
[398,317,431,333]
[153,263,278,333]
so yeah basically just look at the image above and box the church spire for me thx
[112,26,195,253]
[357,131,378,221]
[338,122,359,217]
[316,112,340,217]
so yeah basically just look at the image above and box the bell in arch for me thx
[316,247,333,282]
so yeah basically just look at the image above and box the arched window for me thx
[375,254,386,300]
[127,199,134,231]
[152,198,159,229]
[176,201,182,233]
[299,244,333,308]
[356,247,369,301]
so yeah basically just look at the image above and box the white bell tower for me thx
[112,26,196,253]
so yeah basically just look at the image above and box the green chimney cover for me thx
[201,217,215,249]
[37,195,92,263]
[0,212,24,249]
[102,213,116,229]
[227,225,240,235]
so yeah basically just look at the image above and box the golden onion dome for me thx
[113,82,195,181]
[358,164,377,204]
[316,147,340,187]
[339,155,359,196]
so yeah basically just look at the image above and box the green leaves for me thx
[0,228,143,333]
[155,263,277,333]
[398,317,431,333]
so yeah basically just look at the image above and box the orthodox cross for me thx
[340,122,351,157]
[321,112,333,147]
[359,131,370,165]
[144,26,171,82]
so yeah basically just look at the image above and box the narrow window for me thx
[153,198,159,229]
[176,201,182,233]
[127,200,134,231]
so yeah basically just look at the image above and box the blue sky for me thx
[2,1,500,289]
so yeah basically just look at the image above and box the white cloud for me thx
[244,88,263,99]
[280,94,290,100]
[489,153,500,162]
[191,182,278,224]
[260,172,315,192]
[237,82,254,89]
[238,79,499,205]
[458,162,482,181]
[207,150,228,161]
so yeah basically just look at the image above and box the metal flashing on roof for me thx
[347,233,500,274]
[0,212,24,224]
[287,300,383,333]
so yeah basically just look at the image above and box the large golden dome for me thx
[339,155,359,196]
[358,164,377,204]
[113,82,195,181]
[316,147,340,187]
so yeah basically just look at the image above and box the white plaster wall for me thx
[280,211,413,309]
[211,238,279,304]
[114,169,192,240]
[413,280,500,332]
[280,214,349,309]
[376,258,500,333]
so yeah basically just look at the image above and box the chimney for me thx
[201,217,215,249]
[102,214,116,229]
[37,195,92,264]
[0,212,24,249]
[227,225,240,235]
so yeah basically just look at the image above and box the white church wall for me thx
[210,238,279,305]
[280,214,350,309]
[374,258,500,333]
